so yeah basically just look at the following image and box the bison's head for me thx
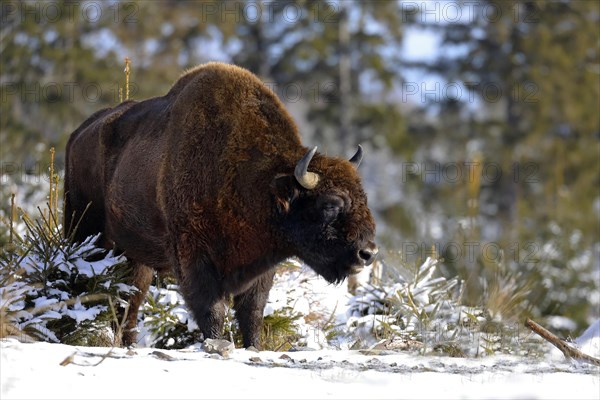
[273,146,378,284]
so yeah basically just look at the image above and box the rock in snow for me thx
[202,339,235,358]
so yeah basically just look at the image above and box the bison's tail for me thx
[63,129,82,241]
[63,107,112,241]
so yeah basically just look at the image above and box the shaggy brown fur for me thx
[64,62,377,348]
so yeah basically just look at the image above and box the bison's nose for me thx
[358,243,378,266]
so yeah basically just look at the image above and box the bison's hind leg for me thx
[120,263,154,347]
[233,270,276,349]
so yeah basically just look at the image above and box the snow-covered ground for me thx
[1,338,599,400]
[2,261,599,399]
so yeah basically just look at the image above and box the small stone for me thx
[317,357,323,361]
[151,351,176,362]
[126,349,137,356]
[359,349,396,356]
[246,346,260,353]
[367,357,381,364]
[289,346,317,352]
[203,339,235,358]
[279,354,292,360]
[59,353,75,366]
[390,362,398,367]
[299,359,307,363]
[249,356,262,363]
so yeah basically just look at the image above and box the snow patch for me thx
[576,318,600,358]
[1,339,599,400]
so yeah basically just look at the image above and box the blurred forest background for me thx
[1,0,599,332]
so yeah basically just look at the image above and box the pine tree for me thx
[407,0,600,328]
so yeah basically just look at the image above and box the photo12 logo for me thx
[400,241,540,265]
[1,1,137,24]
[1,82,139,104]
[401,162,540,184]
[401,81,539,104]
[198,1,339,24]
[263,81,338,103]
[400,1,541,24]
[2,162,64,184]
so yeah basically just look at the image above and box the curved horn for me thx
[294,147,320,189]
[349,145,363,168]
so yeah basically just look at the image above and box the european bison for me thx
[64,62,377,348]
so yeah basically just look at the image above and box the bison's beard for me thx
[315,266,348,285]
[300,251,361,285]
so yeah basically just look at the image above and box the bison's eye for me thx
[323,203,340,217]
[319,197,344,223]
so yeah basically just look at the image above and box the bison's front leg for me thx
[177,257,227,341]
[233,269,276,349]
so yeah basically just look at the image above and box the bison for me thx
[64,62,377,348]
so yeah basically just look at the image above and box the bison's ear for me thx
[271,174,298,214]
